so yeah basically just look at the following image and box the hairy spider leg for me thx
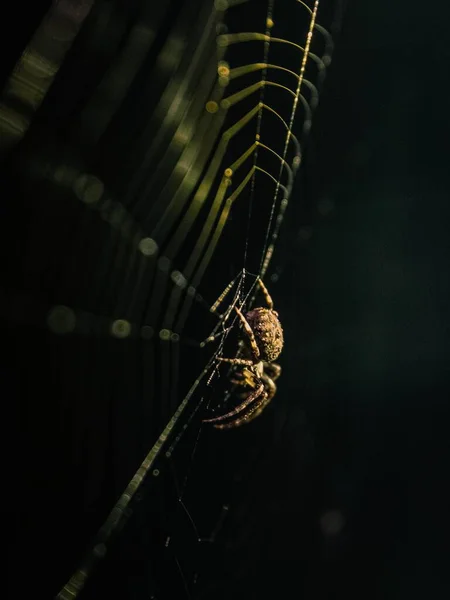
[262,372,277,400]
[217,357,254,367]
[204,383,267,429]
[203,384,267,426]
[198,271,244,348]
[211,305,261,366]
[244,372,277,424]
[257,278,274,310]
[234,305,261,361]
[234,362,280,404]
[210,364,279,429]
[199,325,234,348]
[210,272,243,315]
[243,396,271,425]
[212,390,269,430]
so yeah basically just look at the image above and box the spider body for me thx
[204,279,283,430]
[244,307,283,362]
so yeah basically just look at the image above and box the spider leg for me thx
[231,368,258,400]
[199,326,233,348]
[234,306,260,361]
[203,383,266,424]
[262,373,277,401]
[257,279,274,310]
[211,390,268,430]
[231,367,257,387]
[218,357,254,367]
[210,272,242,315]
[263,361,281,381]
[241,373,277,425]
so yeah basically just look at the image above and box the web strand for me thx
[242,0,275,283]
[259,0,321,280]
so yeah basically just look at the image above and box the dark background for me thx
[275,1,450,596]
[3,1,450,598]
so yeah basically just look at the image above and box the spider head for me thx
[244,307,284,363]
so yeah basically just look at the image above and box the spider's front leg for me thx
[257,278,274,310]
[217,357,254,367]
[234,306,260,361]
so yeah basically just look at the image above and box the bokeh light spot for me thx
[318,197,335,216]
[206,101,219,113]
[159,329,171,341]
[320,510,345,536]
[47,305,76,334]
[139,237,158,256]
[73,173,104,205]
[111,319,131,338]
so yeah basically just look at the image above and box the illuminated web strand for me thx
[243,0,275,282]
[55,350,219,600]
[166,30,321,332]
[173,165,275,333]
[261,103,302,158]
[124,1,223,209]
[160,35,318,334]
[148,104,262,336]
[165,141,293,334]
[217,32,327,73]
[204,5,326,316]
[259,0,320,280]
[148,97,228,241]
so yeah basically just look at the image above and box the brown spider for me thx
[203,279,283,430]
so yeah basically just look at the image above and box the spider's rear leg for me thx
[263,361,281,381]
[262,372,277,401]
[203,383,266,425]
[242,372,277,425]
[211,390,269,430]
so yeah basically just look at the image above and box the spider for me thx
[203,278,283,430]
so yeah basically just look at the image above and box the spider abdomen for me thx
[245,307,284,362]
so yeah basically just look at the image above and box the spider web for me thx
[1,1,342,598]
